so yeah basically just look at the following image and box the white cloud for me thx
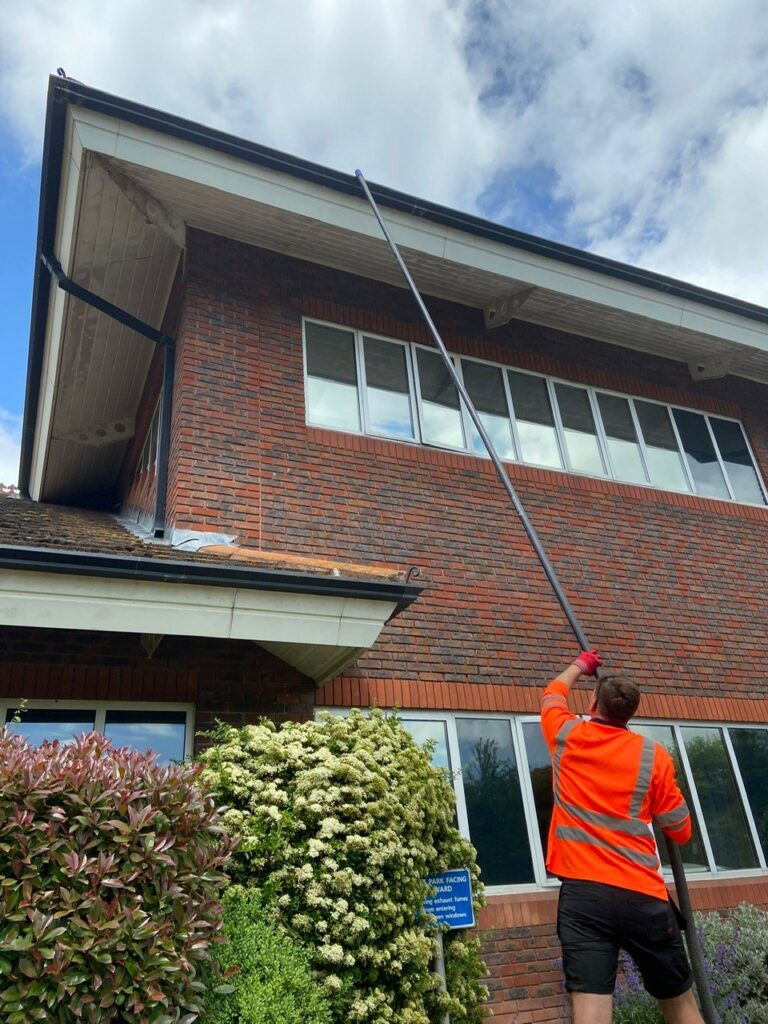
[0,410,22,487]
[0,0,502,208]
[467,0,768,302]
[2,0,768,303]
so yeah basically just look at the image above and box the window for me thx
[303,319,766,506]
[136,400,161,476]
[305,323,361,432]
[324,709,768,892]
[3,702,193,764]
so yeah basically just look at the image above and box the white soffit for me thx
[0,569,396,684]
[32,113,182,503]
[67,106,768,383]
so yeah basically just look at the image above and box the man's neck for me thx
[590,716,629,730]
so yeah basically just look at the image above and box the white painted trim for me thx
[29,115,86,501]
[67,107,768,360]
[0,570,399,683]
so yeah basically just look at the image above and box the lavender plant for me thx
[614,903,768,1024]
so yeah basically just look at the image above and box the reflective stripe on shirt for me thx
[655,803,690,829]
[555,826,661,869]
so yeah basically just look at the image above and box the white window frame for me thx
[136,400,161,476]
[1,699,195,761]
[303,317,768,507]
[320,705,768,894]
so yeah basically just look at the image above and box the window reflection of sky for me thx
[562,429,605,475]
[516,422,562,467]
[366,387,414,439]
[401,719,451,771]
[104,721,186,764]
[469,413,515,460]
[422,401,464,448]
[7,712,95,746]
[606,437,646,484]
[307,378,360,431]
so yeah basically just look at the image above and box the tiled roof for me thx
[0,496,410,584]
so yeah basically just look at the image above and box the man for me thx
[541,649,704,1024]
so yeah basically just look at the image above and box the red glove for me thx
[573,650,602,676]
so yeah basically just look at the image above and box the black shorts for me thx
[557,879,693,1000]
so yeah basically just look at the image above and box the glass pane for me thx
[554,383,606,475]
[6,708,96,745]
[632,723,708,872]
[401,719,451,773]
[305,324,360,431]
[522,721,554,871]
[461,360,515,460]
[634,401,690,492]
[673,410,729,499]
[596,393,648,484]
[362,337,414,440]
[456,718,534,885]
[681,726,758,870]
[104,710,187,764]
[507,371,563,468]
[416,349,464,448]
[728,728,768,858]
[709,419,766,505]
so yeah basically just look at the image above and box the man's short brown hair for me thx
[595,673,640,725]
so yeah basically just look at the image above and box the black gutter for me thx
[39,249,176,538]
[40,251,175,347]
[21,75,768,493]
[0,544,423,614]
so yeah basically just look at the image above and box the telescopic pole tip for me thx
[354,169,363,177]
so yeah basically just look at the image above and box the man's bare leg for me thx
[571,992,613,1024]
[658,989,705,1024]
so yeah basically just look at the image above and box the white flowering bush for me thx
[199,711,488,1024]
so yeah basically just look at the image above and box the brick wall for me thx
[0,626,314,751]
[162,229,768,701]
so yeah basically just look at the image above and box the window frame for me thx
[1,699,196,761]
[302,317,768,507]
[320,706,768,893]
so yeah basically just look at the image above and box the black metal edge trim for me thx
[0,544,423,608]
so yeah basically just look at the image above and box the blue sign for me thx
[423,868,475,930]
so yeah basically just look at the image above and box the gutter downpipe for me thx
[39,250,176,538]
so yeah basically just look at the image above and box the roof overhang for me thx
[21,77,768,501]
[0,546,422,684]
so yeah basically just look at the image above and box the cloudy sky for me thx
[2,0,768,486]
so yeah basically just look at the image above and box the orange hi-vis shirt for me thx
[541,678,691,901]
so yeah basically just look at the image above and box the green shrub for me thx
[0,729,235,1024]
[202,886,332,1024]
[199,711,488,1024]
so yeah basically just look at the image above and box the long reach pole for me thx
[354,170,719,1024]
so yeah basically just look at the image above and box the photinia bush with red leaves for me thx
[0,729,236,1024]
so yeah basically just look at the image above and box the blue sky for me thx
[3,0,768,485]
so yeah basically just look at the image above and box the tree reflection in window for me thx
[456,719,534,885]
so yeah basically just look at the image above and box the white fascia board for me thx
[29,114,86,501]
[68,108,768,358]
[0,569,396,653]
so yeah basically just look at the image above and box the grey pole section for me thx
[354,169,719,1024]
